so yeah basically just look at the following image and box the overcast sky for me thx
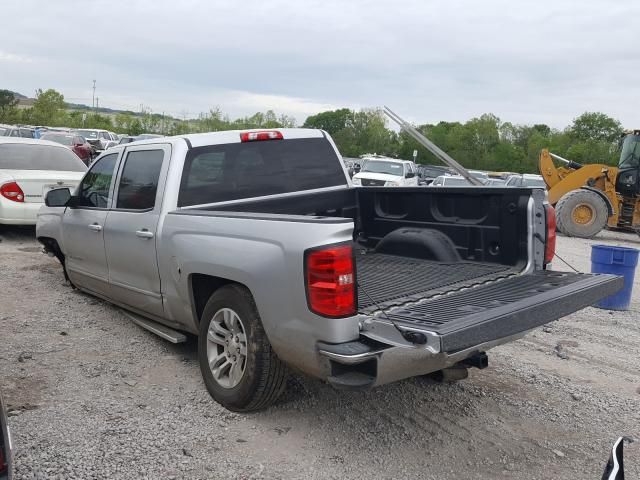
[1,0,638,128]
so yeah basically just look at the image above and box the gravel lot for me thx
[1,226,639,479]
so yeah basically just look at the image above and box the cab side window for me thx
[77,153,118,208]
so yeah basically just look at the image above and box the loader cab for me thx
[616,131,640,196]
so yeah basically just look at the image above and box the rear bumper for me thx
[0,200,42,225]
[318,271,623,389]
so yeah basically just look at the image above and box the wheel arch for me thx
[580,186,614,216]
[189,273,254,325]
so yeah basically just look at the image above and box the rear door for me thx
[103,144,170,317]
[63,152,120,295]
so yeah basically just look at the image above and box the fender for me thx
[580,186,615,216]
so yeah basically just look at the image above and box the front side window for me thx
[77,153,118,208]
[116,149,164,210]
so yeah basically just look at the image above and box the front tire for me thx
[198,284,289,412]
[555,189,608,238]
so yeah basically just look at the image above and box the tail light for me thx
[0,181,24,202]
[240,131,283,142]
[0,447,5,474]
[305,244,356,317]
[544,205,556,264]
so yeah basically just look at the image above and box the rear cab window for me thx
[178,137,347,207]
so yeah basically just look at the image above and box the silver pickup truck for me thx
[36,128,622,412]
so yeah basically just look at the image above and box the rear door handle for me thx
[136,229,154,239]
[88,223,102,232]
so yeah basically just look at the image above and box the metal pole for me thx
[549,152,572,164]
[383,106,484,186]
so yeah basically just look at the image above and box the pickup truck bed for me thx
[356,253,514,312]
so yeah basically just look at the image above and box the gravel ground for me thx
[1,226,639,479]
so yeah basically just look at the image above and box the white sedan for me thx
[0,138,86,225]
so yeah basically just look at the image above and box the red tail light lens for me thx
[305,244,356,317]
[544,205,556,264]
[240,131,283,142]
[0,181,24,202]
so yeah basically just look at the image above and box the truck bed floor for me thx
[356,253,515,313]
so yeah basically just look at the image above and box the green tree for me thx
[29,88,66,125]
[569,112,623,144]
[303,108,351,135]
[0,90,18,122]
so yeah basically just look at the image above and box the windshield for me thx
[41,134,73,146]
[0,144,87,171]
[76,129,99,139]
[361,160,404,176]
[619,135,640,169]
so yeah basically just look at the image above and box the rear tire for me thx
[198,284,289,412]
[555,189,608,238]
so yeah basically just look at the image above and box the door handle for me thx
[136,229,154,239]
[88,223,102,232]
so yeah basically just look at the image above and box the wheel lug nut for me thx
[233,356,236,361]
[236,347,240,353]
[235,336,239,342]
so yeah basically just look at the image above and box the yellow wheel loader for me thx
[539,130,640,238]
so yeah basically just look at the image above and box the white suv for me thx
[351,158,418,187]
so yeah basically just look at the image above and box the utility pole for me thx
[92,80,96,110]
[96,97,99,111]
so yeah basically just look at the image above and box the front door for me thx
[63,152,120,296]
[104,145,170,318]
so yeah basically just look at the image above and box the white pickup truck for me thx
[36,128,621,412]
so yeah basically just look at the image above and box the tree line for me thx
[0,88,626,173]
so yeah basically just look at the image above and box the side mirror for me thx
[405,172,416,179]
[45,188,72,207]
[0,393,13,479]
[354,165,361,173]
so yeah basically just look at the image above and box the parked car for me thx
[416,164,451,185]
[36,128,621,412]
[137,134,163,140]
[0,392,11,480]
[468,170,489,180]
[118,136,139,145]
[342,157,362,178]
[0,138,86,225]
[484,178,507,186]
[351,157,418,187]
[429,175,474,186]
[40,133,93,165]
[506,173,546,188]
[74,129,118,153]
[1,126,35,138]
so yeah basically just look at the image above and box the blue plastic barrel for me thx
[591,245,639,310]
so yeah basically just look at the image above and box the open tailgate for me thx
[382,271,623,352]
